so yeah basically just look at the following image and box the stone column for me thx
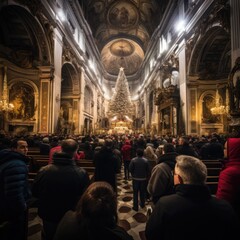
[79,67,85,134]
[178,39,187,135]
[229,0,240,132]
[38,66,53,134]
[51,28,63,133]
[230,0,240,66]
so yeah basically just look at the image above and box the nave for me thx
[27,168,150,240]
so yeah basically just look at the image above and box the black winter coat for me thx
[145,184,240,240]
[32,152,90,222]
[93,146,119,191]
[0,149,31,221]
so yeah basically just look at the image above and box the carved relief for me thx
[62,46,73,63]
[155,85,179,109]
[160,54,179,87]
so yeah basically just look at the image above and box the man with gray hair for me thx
[145,155,240,240]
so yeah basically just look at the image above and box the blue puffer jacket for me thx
[0,149,31,221]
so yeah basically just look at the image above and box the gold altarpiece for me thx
[155,85,180,136]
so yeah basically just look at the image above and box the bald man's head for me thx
[61,139,78,157]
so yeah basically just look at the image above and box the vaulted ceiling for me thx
[80,0,168,76]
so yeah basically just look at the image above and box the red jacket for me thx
[216,138,240,218]
[121,142,132,161]
[48,146,85,164]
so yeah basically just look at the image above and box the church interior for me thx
[0,0,240,137]
[1,1,240,240]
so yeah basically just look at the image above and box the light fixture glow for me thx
[175,20,185,34]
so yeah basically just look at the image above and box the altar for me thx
[108,125,132,134]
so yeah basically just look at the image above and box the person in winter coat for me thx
[129,148,150,211]
[121,139,132,180]
[147,143,178,204]
[93,138,120,192]
[53,181,134,240]
[176,136,199,158]
[32,138,90,240]
[145,155,240,240]
[0,139,31,240]
[216,137,240,220]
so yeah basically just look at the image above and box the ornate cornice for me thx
[154,85,179,109]
[160,54,179,80]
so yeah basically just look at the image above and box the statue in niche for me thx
[10,84,35,120]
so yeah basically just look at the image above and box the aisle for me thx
[27,168,150,240]
[117,169,149,240]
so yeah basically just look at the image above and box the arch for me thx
[199,90,222,124]
[61,62,80,96]
[188,26,230,80]
[8,79,38,120]
[0,5,51,67]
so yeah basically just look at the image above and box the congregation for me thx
[0,132,240,240]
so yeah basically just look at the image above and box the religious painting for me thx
[108,1,138,29]
[9,83,35,120]
[202,94,221,123]
[231,70,240,112]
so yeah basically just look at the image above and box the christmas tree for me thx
[108,67,134,120]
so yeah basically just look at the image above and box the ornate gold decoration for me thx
[108,1,139,29]
[0,66,14,113]
[101,38,144,75]
[210,86,229,115]
[154,85,179,110]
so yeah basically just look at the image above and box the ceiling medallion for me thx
[107,1,139,29]
[110,39,134,57]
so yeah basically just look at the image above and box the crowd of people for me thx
[0,131,240,240]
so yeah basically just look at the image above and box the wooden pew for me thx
[28,158,95,179]
[28,155,49,172]
[202,160,223,168]
[206,167,221,176]
[206,175,219,182]
[76,159,94,168]
[76,160,95,174]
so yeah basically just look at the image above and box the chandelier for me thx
[0,100,14,112]
[0,66,14,113]
[210,86,229,115]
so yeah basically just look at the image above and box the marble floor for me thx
[27,168,151,240]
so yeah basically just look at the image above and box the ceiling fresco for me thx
[81,0,167,76]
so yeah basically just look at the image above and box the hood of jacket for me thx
[227,138,240,162]
[157,152,178,169]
